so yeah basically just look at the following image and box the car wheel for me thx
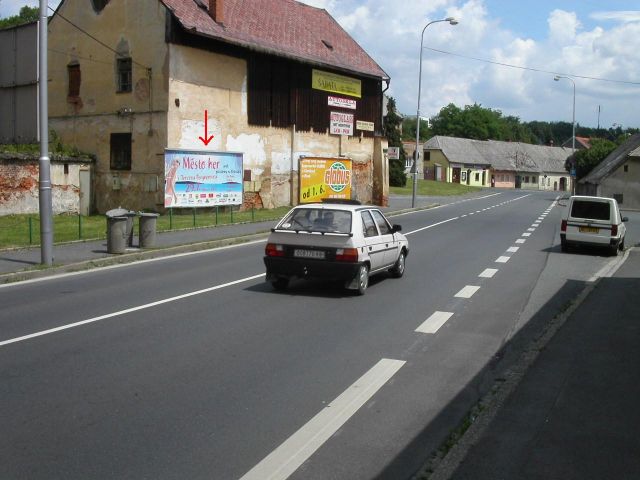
[355,264,369,295]
[619,237,625,251]
[609,245,619,256]
[271,277,289,291]
[390,250,406,278]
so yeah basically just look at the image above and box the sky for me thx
[2,0,639,129]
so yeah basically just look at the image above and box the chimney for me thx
[209,0,224,24]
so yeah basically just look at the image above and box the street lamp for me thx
[412,17,458,208]
[554,75,575,193]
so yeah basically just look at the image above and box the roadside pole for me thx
[39,0,53,265]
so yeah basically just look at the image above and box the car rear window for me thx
[570,200,611,220]
[279,208,352,233]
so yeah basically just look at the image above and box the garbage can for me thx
[105,208,137,247]
[106,216,128,254]
[139,212,159,248]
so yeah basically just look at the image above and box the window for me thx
[532,176,537,184]
[110,133,132,170]
[117,57,132,93]
[547,177,551,186]
[424,151,431,161]
[361,211,378,237]
[624,165,629,173]
[571,200,610,221]
[475,172,480,182]
[524,176,529,183]
[67,63,81,98]
[371,210,391,235]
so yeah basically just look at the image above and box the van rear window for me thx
[571,200,610,220]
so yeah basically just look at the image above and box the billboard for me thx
[164,149,243,208]
[299,157,352,203]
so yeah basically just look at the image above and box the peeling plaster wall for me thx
[47,0,169,213]
[168,44,382,208]
[0,158,85,215]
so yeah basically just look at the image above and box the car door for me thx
[360,210,386,271]
[370,209,398,267]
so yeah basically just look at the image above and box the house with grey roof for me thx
[578,133,640,209]
[45,0,390,213]
[423,136,572,191]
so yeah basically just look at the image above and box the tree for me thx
[401,116,430,142]
[383,97,407,187]
[571,137,618,179]
[0,6,39,29]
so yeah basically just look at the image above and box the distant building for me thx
[579,133,640,209]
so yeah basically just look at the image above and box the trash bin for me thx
[139,212,159,248]
[105,216,128,254]
[106,207,137,247]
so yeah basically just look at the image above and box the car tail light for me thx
[335,248,359,262]
[265,243,285,257]
[611,224,618,236]
[561,220,567,232]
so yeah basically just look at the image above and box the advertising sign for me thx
[299,157,352,203]
[387,147,400,160]
[164,149,243,207]
[328,96,357,109]
[330,111,354,136]
[312,69,361,98]
[356,120,374,131]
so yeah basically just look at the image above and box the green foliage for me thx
[384,97,407,187]
[0,6,39,29]
[401,116,431,142]
[572,137,618,179]
[0,131,84,157]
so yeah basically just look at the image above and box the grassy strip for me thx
[390,179,482,196]
[0,206,292,249]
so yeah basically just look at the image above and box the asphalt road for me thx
[1,190,634,480]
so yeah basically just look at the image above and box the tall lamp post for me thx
[412,17,458,208]
[554,75,575,194]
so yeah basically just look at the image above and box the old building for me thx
[47,0,390,213]
[579,133,640,209]
[423,136,572,191]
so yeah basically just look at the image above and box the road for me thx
[0,190,632,480]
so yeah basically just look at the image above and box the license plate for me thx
[579,226,599,233]
[294,249,325,259]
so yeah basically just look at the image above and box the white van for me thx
[560,195,628,255]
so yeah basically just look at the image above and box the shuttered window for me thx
[68,63,81,98]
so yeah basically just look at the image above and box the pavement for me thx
[2,192,639,480]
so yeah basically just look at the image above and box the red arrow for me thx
[199,110,214,146]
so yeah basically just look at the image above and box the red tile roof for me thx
[160,0,388,80]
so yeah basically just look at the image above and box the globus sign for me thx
[299,157,353,203]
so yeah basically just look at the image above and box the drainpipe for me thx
[290,123,296,206]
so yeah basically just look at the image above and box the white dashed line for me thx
[522,232,532,237]
[455,285,481,298]
[479,268,498,278]
[515,239,526,244]
[507,246,519,253]
[496,256,511,263]
[416,311,454,334]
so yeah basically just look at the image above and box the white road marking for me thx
[527,228,536,232]
[522,232,532,237]
[239,358,406,480]
[532,223,540,227]
[507,247,519,253]
[479,268,498,278]
[0,273,266,347]
[416,311,454,334]
[496,256,511,263]
[406,217,459,236]
[588,247,633,282]
[455,285,480,298]
[516,239,526,244]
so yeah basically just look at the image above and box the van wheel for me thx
[560,238,569,253]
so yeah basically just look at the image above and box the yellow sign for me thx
[299,157,352,203]
[312,69,361,98]
[356,120,374,131]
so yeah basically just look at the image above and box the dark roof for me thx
[160,0,388,80]
[580,133,640,185]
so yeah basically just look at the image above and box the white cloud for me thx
[590,11,640,23]
[548,9,581,45]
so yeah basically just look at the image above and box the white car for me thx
[560,195,628,255]
[263,201,409,294]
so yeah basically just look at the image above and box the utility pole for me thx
[39,0,54,265]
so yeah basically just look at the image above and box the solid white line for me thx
[239,358,405,480]
[515,239,526,244]
[507,246,519,253]
[0,239,268,289]
[405,217,459,236]
[496,256,511,263]
[479,268,498,278]
[416,311,454,334]
[455,285,480,298]
[0,273,265,347]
